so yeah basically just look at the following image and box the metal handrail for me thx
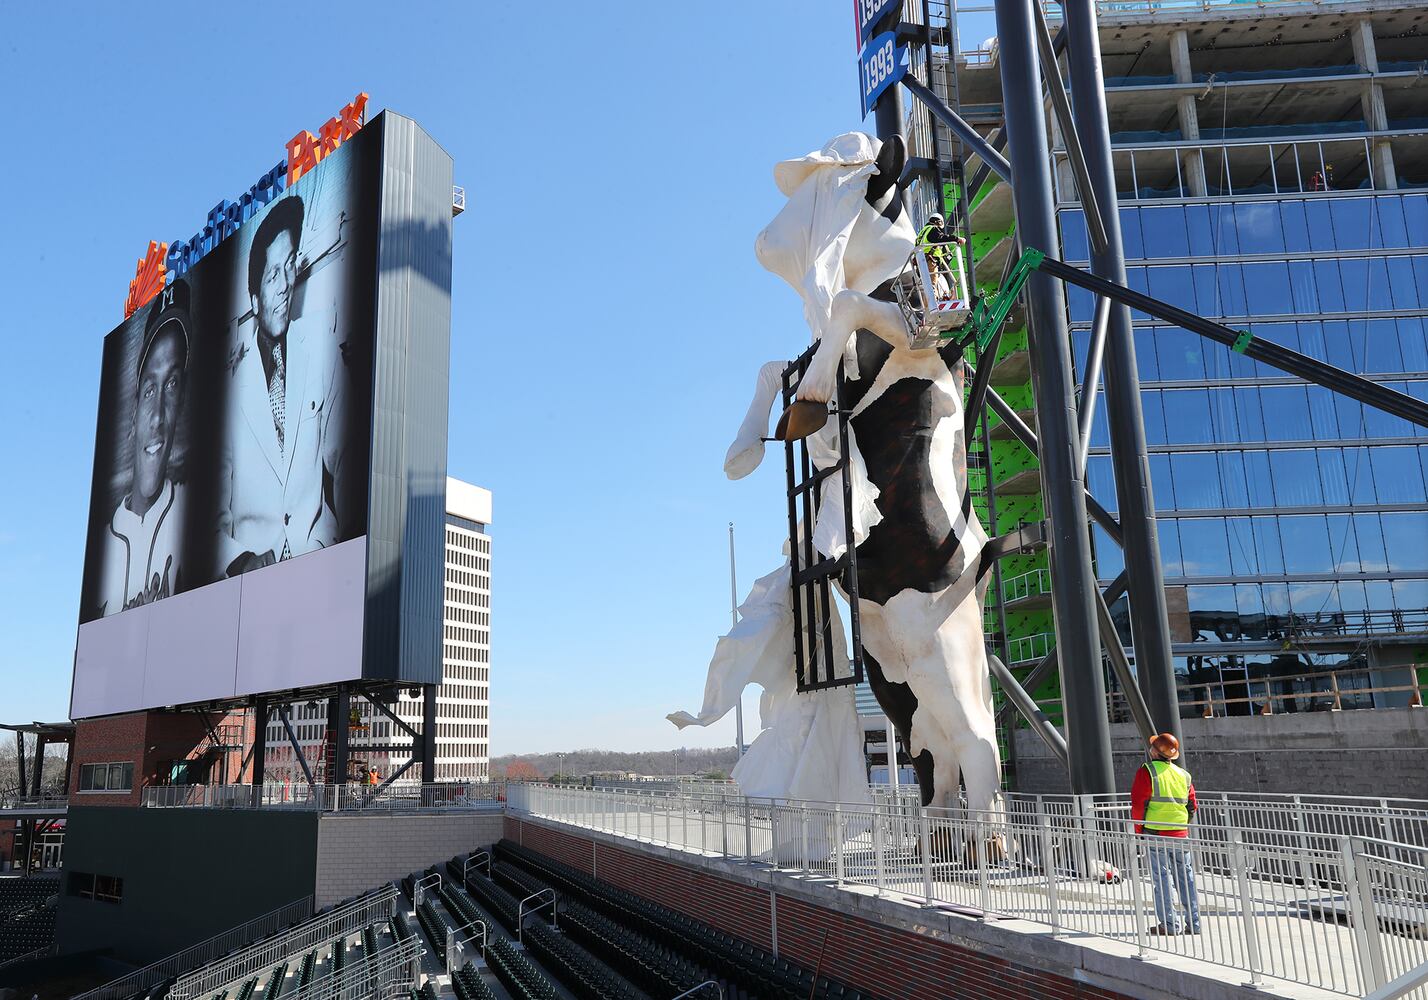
[516,888,556,946]
[73,894,314,1000]
[446,918,487,972]
[168,885,395,1000]
[671,982,725,1000]
[282,935,423,1000]
[463,850,491,883]
[413,872,441,908]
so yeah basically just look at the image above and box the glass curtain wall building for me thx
[952,0,1428,724]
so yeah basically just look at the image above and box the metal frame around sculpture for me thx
[864,0,1428,794]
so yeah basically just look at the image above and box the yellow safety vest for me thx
[917,223,948,259]
[1142,759,1191,832]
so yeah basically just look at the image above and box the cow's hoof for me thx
[774,400,829,441]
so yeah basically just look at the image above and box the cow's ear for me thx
[865,134,906,208]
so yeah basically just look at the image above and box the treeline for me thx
[493,746,740,781]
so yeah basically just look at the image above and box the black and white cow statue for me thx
[671,133,1002,822]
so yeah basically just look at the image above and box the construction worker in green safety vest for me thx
[916,213,964,300]
[1130,732,1200,935]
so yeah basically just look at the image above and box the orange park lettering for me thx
[124,241,168,319]
[287,93,369,187]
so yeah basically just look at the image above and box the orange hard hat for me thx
[1149,732,1180,759]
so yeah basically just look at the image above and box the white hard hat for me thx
[928,213,944,225]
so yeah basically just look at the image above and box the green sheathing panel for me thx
[57,806,320,964]
[965,180,1062,772]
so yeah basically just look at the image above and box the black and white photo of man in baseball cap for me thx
[98,280,191,614]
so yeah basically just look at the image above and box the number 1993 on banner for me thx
[860,31,909,118]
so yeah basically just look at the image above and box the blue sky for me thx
[0,4,988,755]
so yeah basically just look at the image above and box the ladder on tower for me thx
[780,345,865,693]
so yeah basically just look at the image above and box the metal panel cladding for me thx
[360,112,453,686]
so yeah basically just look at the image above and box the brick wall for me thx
[315,812,505,906]
[70,710,252,806]
[505,817,1132,1000]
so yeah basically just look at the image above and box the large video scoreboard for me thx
[71,108,453,719]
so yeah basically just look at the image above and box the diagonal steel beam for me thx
[987,650,1069,768]
[902,75,1013,184]
[1076,294,1111,476]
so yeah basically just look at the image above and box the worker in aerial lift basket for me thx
[915,213,964,300]
[1131,732,1201,935]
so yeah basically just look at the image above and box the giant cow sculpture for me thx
[671,132,1002,819]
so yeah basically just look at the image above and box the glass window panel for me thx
[1072,328,1089,377]
[1260,385,1313,440]
[1376,195,1410,248]
[1336,394,1367,442]
[1387,256,1419,311]
[1392,579,1428,613]
[1400,319,1428,372]
[1354,512,1387,573]
[1326,514,1360,573]
[1187,586,1238,643]
[1256,514,1290,571]
[1329,198,1372,250]
[1365,579,1395,615]
[1140,389,1165,445]
[1402,194,1428,240]
[1226,517,1259,575]
[1060,209,1089,262]
[1364,380,1415,438]
[1161,388,1215,444]
[1362,318,1405,374]
[1171,452,1224,509]
[1287,261,1319,313]
[1148,265,1196,312]
[1234,387,1266,442]
[1234,201,1285,253]
[1317,448,1350,504]
[1155,327,1207,380]
[1120,206,1145,259]
[1268,450,1323,505]
[1367,258,1395,311]
[106,764,125,790]
[1337,580,1369,613]
[1179,519,1232,576]
[1289,581,1338,617]
[1088,455,1118,511]
[1191,264,1219,315]
[1311,260,1346,314]
[1263,581,1292,615]
[1280,199,1311,252]
[1322,320,1356,372]
[1413,256,1428,310]
[1217,262,1248,317]
[1126,265,1149,297]
[1369,446,1427,502]
[1307,386,1340,440]
[1186,204,1216,255]
[1208,204,1240,255]
[1090,390,1111,448]
[1219,450,1250,508]
[1236,583,1265,617]
[1339,259,1368,312]
[1134,327,1160,381]
[1149,453,1174,506]
[1245,450,1275,507]
[1067,282,1095,323]
[1140,206,1189,257]
[1280,515,1334,574]
[1296,321,1328,363]
[1158,517,1184,576]
[1207,388,1238,442]
[1093,524,1124,581]
[1243,262,1294,316]
[1305,198,1336,251]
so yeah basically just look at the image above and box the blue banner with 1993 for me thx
[859,31,909,118]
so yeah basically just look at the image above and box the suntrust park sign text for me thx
[124,93,369,318]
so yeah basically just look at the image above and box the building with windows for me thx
[262,477,492,782]
[947,0,1428,745]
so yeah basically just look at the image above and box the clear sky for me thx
[0,3,989,756]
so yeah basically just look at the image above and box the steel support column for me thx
[421,685,438,784]
[329,687,351,785]
[30,737,46,797]
[251,698,269,804]
[994,0,1114,795]
[1063,0,1181,747]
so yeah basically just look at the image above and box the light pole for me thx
[673,748,682,780]
[557,753,565,783]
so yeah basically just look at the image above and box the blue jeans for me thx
[1147,838,1199,933]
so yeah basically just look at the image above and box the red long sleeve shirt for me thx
[1130,763,1197,836]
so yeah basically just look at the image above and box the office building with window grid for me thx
[952,0,1428,728]
[262,477,492,782]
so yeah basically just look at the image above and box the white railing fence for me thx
[168,885,399,1000]
[71,894,314,1000]
[507,783,1428,998]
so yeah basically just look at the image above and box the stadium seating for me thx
[0,903,57,960]
[415,899,448,964]
[523,920,649,1000]
[494,839,885,1000]
[452,964,498,1000]
[560,898,735,999]
[483,935,559,1000]
[0,876,59,920]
